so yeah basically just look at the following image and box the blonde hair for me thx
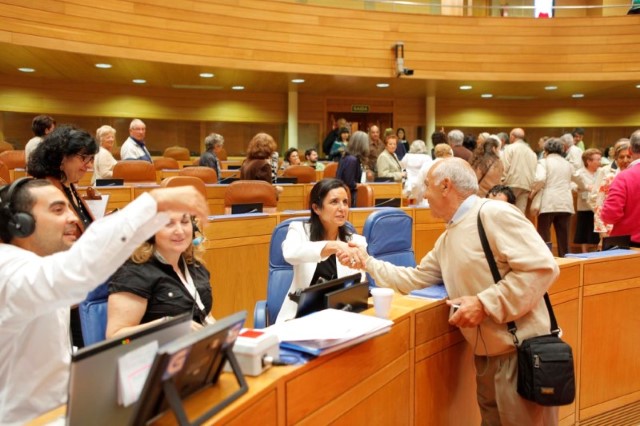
[130,218,205,264]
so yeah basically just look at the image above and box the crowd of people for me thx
[1,113,639,425]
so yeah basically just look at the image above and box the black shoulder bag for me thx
[477,207,575,406]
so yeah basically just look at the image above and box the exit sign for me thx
[351,104,370,113]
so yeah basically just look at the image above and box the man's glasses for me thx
[75,154,95,165]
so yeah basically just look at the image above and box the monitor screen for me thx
[218,177,239,185]
[291,273,367,318]
[374,198,402,208]
[66,314,192,426]
[95,178,124,186]
[231,203,263,214]
[227,165,242,170]
[602,235,631,251]
[131,311,247,426]
[276,177,298,184]
[373,177,394,183]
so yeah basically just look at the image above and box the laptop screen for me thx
[66,314,192,426]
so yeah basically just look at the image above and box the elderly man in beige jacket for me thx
[501,128,538,213]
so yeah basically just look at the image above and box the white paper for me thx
[117,340,159,407]
[267,309,393,347]
[84,194,110,220]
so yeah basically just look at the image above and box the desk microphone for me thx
[374,198,401,207]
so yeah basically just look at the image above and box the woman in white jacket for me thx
[531,138,574,257]
[276,178,367,323]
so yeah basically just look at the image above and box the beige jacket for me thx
[376,149,404,182]
[501,140,537,191]
[532,154,574,214]
[365,197,558,356]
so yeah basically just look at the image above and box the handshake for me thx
[336,241,369,270]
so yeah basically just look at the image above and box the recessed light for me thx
[132,79,146,84]
[18,67,35,73]
[232,86,245,90]
[95,63,112,69]
[459,85,472,90]
[291,79,305,84]
[545,85,558,91]
[376,83,390,88]
[199,72,215,78]
[636,84,640,89]
[481,93,493,98]
[572,93,584,98]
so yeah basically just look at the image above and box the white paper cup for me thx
[370,287,394,319]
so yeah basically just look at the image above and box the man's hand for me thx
[336,242,369,269]
[447,296,487,328]
[149,186,209,225]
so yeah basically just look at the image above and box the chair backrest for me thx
[223,180,278,214]
[78,283,110,345]
[0,140,14,154]
[323,162,338,178]
[112,160,157,183]
[0,150,26,169]
[264,217,309,326]
[0,160,9,183]
[179,166,218,184]
[362,208,416,287]
[163,146,191,161]
[282,165,316,183]
[355,183,375,207]
[152,157,180,170]
[161,175,207,199]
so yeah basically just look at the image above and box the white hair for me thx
[560,133,574,147]
[129,118,145,130]
[447,130,464,146]
[409,139,428,154]
[431,158,478,196]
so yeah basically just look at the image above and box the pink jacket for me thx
[600,162,640,243]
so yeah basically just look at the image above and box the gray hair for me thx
[129,118,145,130]
[347,131,370,159]
[630,130,640,154]
[96,125,116,142]
[447,130,464,146]
[560,133,574,148]
[431,157,478,196]
[544,138,565,155]
[409,139,428,154]
[204,133,224,150]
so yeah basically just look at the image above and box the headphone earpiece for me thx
[0,178,37,240]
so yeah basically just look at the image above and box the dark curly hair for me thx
[28,125,98,182]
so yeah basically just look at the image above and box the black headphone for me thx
[0,177,37,240]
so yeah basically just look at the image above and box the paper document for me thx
[84,195,110,220]
[117,340,159,407]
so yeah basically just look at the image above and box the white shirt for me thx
[0,193,169,425]
[91,146,118,184]
[120,137,151,162]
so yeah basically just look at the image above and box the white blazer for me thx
[275,221,367,323]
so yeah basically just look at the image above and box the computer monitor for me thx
[602,235,631,251]
[227,165,242,170]
[373,177,394,183]
[66,313,192,426]
[218,177,239,184]
[290,273,368,319]
[275,177,298,184]
[95,178,124,186]
[231,203,263,214]
[130,311,247,426]
[374,198,402,208]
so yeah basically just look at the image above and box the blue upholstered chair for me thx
[253,217,358,328]
[78,282,109,346]
[253,217,308,328]
[362,208,416,287]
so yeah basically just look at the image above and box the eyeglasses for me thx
[75,154,95,165]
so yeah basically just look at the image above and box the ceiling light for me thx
[291,79,305,84]
[132,79,146,84]
[572,93,584,98]
[481,93,493,98]
[545,86,558,91]
[232,86,245,90]
[636,84,640,89]
[18,67,35,73]
[199,72,214,78]
[95,63,112,69]
[376,83,390,88]
[459,85,472,90]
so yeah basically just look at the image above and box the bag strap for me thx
[476,204,560,346]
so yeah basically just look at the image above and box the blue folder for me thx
[564,249,635,259]
[409,283,448,300]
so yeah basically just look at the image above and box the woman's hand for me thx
[336,243,368,269]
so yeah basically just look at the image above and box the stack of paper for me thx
[267,309,393,356]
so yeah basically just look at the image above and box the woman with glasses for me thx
[28,125,99,348]
[29,125,98,235]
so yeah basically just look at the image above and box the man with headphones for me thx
[0,178,208,425]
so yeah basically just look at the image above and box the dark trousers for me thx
[537,212,571,257]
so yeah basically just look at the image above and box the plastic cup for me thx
[370,287,394,319]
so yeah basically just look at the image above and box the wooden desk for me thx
[277,184,306,211]
[158,169,180,182]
